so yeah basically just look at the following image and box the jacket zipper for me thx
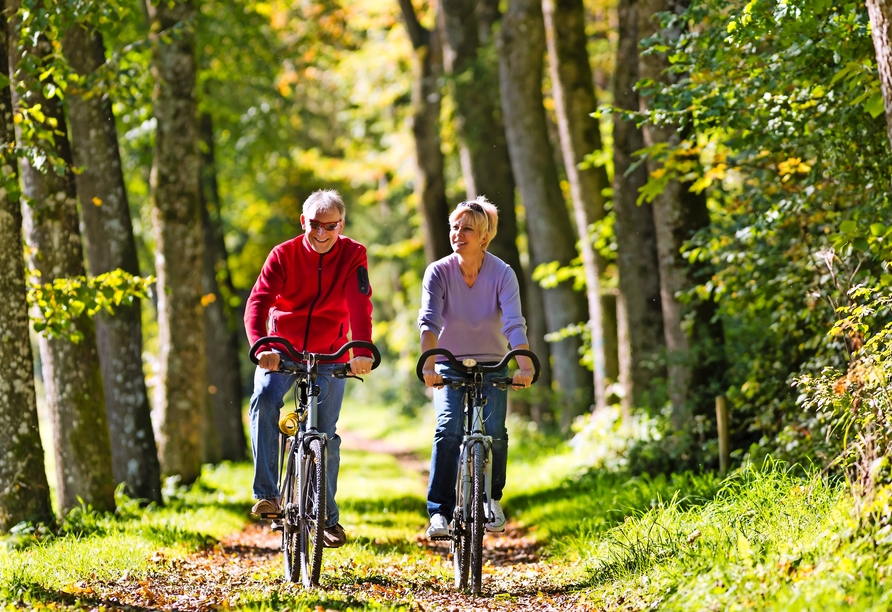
[302,252,325,350]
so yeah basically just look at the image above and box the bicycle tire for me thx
[453,449,470,591]
[299,437,327,587]
[469,442,486,595]
[281,446,300,582]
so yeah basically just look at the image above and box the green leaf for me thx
[840,220,858,234]
[870,223,886,237]
[865,92,885,118]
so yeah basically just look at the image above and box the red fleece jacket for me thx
[244,234,373,361]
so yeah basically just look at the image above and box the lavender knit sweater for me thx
[418,252,529,362]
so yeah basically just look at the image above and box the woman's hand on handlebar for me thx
[349,356,373,376]
[258,351,281,371]
[512,369,534,389]
[422,355,442,387]
[512,353,535,389]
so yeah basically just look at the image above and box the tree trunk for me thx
[199,109,247,462]
[397,0,451,262]
[866,0,892,149]
[0,1,52,530]
[146,0,205,484]
[437,0,525,289]
[542,0,616,410]
[638,0,725,428]
[439,0,555,413]
[612,0,665,411]
[8,1,115,514]
[62,22,162,503]
[499,0,594,429]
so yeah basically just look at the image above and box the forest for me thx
[1,0,892,609]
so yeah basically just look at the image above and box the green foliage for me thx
[627,0,892,458]
[26,269,154,342]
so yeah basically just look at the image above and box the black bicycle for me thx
[415,347,540,595]
[250,336,381,587]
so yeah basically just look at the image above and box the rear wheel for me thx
[299,437,327,587]
[452,451,470,590]
[469,442,486,595]
[282,449,299,582]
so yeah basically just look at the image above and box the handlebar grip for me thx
[415,347,541,386]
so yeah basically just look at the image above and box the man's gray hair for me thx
[303,189,346,218]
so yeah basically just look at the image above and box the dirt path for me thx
[81,432,591,611]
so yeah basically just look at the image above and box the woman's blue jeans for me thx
[249,364,345,528]
[427,363,509,520]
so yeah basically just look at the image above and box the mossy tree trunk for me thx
[499,0,594,428]
[612,0,665,413]
[199,109,246,462]
[542,0,618,410]
[9,0,115,514]
[146,0,205,484]
[397,0,451,263]
[62,21,162,503]
[0,0,52,531]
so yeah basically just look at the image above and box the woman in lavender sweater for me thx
[418,196,536,539]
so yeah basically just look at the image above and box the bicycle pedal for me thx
[429,535,452,541]
[259,512,284,519]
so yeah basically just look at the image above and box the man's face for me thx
[301,205,343,254]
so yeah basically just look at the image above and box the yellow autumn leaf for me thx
[92,197,102,206]
[201,293,217,306]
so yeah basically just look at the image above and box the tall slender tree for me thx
[439,0,554,399]
[397,0,451,262]
[499,0,594,427]
[638,0,726,428]
[145,0,205,484]
[867,0,892,149]
[8,0,115,513]
[199,109,246,462]
[542,0,617,410]
[0,0,52,530]
[612,0,665,411]
[62,20,161,503]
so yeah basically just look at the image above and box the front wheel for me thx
[299,437,327,587]
[469,442,486,596]
[453,452,470,590]
[282,448,300,582]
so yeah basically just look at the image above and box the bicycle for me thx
[415,347,540,596]
[249,335,381,587]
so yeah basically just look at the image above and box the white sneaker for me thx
[486,500,506,532]
[427,513,450,538]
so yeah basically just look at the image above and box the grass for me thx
[5,401,892,610]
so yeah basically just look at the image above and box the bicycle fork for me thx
[457,433,494,524]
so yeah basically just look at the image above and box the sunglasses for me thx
[459,201,484,213]
[308,219,342,231]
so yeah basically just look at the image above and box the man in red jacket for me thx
[244,189,374,548]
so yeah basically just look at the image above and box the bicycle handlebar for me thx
[249,336,382,372]
[415,347,541,386]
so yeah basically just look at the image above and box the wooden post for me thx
[716,396,730,475]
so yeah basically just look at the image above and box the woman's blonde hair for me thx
[448,196,499,250]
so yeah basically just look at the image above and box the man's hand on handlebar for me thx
[258,351,281,371]
[349,356,373,376]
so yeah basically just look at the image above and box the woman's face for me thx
[450,212,485,255]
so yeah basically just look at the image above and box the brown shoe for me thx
[323,523,347,548]
[251,498,281,517]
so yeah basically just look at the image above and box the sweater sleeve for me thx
[498,264,528,348]
[244,247,286,351]
[343,244,374,358]
[418,262,445,338]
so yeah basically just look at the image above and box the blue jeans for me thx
[249,364,345,528]
[427,363,509,519]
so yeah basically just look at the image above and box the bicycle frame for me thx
[455,371,494,527]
